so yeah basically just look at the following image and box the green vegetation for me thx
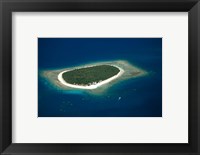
[62,65,120,85]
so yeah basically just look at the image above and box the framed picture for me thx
[0,0,199,154]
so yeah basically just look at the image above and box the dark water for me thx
[38,38,162,117]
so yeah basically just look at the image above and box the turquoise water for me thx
[38,38,162,117]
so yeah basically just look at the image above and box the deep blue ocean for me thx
[38,38,162,117]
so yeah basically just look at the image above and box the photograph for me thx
[1,0,199,154]
[38,38,162,117]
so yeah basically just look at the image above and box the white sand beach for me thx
[57,65,124,89]
[41,60,147,92]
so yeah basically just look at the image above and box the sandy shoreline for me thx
[41,60,147,93]
[57,65,124,89]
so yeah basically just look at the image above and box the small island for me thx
[58,65,124,89]
[41,60,147,92]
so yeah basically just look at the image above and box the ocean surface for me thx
[38,38,162,117]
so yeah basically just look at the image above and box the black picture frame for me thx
[0,0,199,154]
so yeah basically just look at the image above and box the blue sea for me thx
[38,38,162,117]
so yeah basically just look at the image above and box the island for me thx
[58,65,124,89]
[41,60,147,92]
